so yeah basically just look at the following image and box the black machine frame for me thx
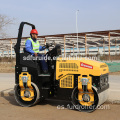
[14,22,69,100]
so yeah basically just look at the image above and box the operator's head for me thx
[30,29,38,39]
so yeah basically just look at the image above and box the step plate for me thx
[38,74,50,76]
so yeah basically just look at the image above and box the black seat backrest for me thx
[23,48,26,53]
[23,48,31,54]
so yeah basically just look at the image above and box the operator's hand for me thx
[46,43,50,49]
[34,53,38,57]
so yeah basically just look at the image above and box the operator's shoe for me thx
[43,70,48,74]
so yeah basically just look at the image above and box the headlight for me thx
[22,76,28,83]
[80,78,89,85]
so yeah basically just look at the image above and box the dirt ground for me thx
[109,71,120,75]
[0,62,15,73]
[0,96,119,120]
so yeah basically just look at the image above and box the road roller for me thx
[14,22,109,112]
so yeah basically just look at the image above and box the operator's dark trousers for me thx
[37,54,48,72]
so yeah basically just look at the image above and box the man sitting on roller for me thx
[25,29,48,74]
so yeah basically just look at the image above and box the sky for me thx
[0,0,120,38]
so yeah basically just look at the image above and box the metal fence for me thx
[0,29,120,60]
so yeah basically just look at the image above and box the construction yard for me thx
[0,29,120,119]
[0,23,120,119]
[1,0,120,120]
[0,32,120,120]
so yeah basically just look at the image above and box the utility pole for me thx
[76,10,79,56]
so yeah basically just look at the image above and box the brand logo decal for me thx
[80,62,93,69]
